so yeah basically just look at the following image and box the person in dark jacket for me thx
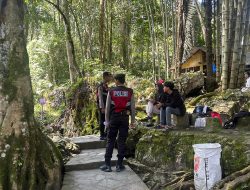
[158,81,186,128]
[97,71,113,140]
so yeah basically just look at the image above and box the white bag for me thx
[195,118,206,128]
[193,143,222,190]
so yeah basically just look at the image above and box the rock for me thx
[186,89,250,117]
[172,114,190,128]
[211,101,240,116]
[65,140,81,154]
[236,116,250,131]
[174,71,204,97]
[47,79,99,137]
[49,134,80,163]
[48,88,66,108]
[127,127,250,189]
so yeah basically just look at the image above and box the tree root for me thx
[161,172,195,190]
[212,165,250,190]
[188,92,217,106]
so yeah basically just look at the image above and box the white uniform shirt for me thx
[246,77,250,88]
[241,77,250,92]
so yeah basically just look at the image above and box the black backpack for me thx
[223,119,235,129]
[223,110,250,129]
[193,105,212,117]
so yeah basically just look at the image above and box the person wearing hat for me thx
[97,71,113,140]
[157,81,186,129]
[100,73,135,172]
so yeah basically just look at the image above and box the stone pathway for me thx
[62,135,149,190]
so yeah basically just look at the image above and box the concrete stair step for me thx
[62,166,149,190]
[71,135,106,150]
[63,135,149,189]
[65,148,123,172]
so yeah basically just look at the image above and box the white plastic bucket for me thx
[193,143,222,190]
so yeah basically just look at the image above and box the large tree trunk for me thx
[205,0,214,91]
[0,1,63,189]
[227,0,236,68]
[221,0,230,91]
[70,5,85,67]
[120,0,131,69]
[161,0,170,79]
[144,0,157,80]
[99,0,106,66]
[221,0,250,90]
[229,0,243,89]
[171,0,176,75]
[62,0,81,82]
[175,0,185,78]
[107,0,113,64]
[216,0,221,82]
[183,0,195,61]
[237,0,250,88]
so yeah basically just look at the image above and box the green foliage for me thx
[34,102,65,126]
[81,102,99,135]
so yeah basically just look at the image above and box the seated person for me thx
[241,71,250,92]
[157,81,186,129]
[143,80,164,126]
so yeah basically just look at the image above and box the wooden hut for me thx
[181,47,207,74]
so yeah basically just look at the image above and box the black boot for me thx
[100,159,112,172]
[116,165,125,172]
[116,158,125,172]
[100,164,112,172]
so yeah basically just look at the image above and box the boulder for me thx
[210,101,240,116]
[172,114,190,128]
[187,89,250,117]
[174,71,204,97]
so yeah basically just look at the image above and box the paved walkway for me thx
[62,135,149,190]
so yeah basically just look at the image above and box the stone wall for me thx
[126,127,250,189]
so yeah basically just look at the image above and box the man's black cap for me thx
[114,73,125,84]
[103,71,112,77]
[163,81,174,90]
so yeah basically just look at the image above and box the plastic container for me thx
[193,143,222,190]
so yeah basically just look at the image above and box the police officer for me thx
[97,71,113,140]
[100,73,135,172]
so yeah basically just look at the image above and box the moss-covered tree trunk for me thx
[0,1,62,189]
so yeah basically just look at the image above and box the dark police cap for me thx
[114,73,125,83]
[163,81,174,90]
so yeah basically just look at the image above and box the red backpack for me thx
[210,112,222,125]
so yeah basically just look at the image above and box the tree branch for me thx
[44,0,69,26]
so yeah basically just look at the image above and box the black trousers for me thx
[105,115,129,163]
[98,109,106,137]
